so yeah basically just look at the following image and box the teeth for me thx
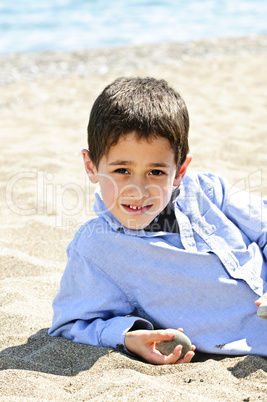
[128,205,142,210]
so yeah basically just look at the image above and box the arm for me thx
[48,247,153,353]
[49,247,195,364]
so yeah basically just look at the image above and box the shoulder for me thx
[67,216,112,256]
[181,171,226,206]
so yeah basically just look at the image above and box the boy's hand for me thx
[255,292,267,319]
[255,292,267,306]
[124,328,195,365]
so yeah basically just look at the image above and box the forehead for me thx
[105,132,175,162]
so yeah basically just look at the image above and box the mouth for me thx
[122,204,153,215]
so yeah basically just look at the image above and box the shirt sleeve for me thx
[48,247,153,353]
[204,172,267,260]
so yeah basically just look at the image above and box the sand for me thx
[1,35,267,400]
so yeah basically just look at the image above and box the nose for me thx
[122,176,149,199]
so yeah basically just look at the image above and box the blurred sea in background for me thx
[0,0,267,54]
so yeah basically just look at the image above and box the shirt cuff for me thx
[100,316,154,354]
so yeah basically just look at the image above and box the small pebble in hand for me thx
[155,330,192,359]
[257,302,267,319]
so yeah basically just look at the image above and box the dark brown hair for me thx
[87,77,189,169]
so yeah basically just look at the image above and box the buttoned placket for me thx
[176,202,264,297]
[174,207,197,251]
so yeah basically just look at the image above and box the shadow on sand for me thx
[1,329,266,378]
[0,328,110,376]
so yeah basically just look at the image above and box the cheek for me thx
[98,177,119,208]
[159,180,175,207]
[151,178,173,198]
[161,187,173,207]
[147,183,172,210]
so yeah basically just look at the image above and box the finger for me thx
[176,350,195,364]
[159,345,183,365]
[177,328,184,332]
[144,329,176,343]
[174,344,196,364]
[144,345,181,365]
[255,294,267,306]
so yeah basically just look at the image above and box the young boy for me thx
[48,77,267,365]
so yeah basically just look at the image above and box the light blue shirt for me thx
[48,172,267,356]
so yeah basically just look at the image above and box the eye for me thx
[149,169,165,176]
[114,168,129,174]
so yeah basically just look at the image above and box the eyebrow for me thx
[108,160,170,168]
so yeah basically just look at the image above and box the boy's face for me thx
[83,132,191,230]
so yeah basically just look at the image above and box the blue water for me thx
[0,0,266,54]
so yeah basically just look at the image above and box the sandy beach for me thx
[1,35,267,400]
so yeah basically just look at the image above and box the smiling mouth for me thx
[122,204,152,214]
[127,205,142,210]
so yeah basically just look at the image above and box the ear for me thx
[81,149,99,184]
[173,154,192,186]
